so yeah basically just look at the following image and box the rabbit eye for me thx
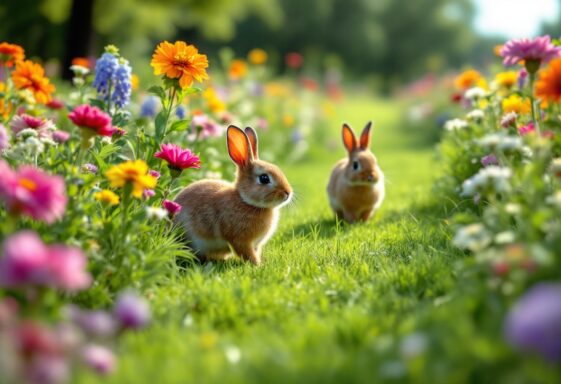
[352,161,359,170]
[258,174,271,185]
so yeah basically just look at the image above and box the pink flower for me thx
[148,170,160,179]
[52,130,70,143]
[501,36,561,68]
[81,344,116,376]
[11,114,55,139]
[143,189,155,199]
[162,199,181,216]
[154,143,201,172]
[114,291,151,330]
[46,245,91,291]
[0,160,67,224]
[0,123,9,150]
[68,104,116,137]
[518,122,536,136]
[191,114,223,138]
[46,98,65,110]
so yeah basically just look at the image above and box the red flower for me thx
[68,105,116,137]
[285,52,303,69]
[154,143,201,172]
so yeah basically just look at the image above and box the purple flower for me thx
[140,96,159,118]
[93,53,119,100]
[52,130,70,143]
[81,344,116,376]
[68,306,116,338]
[504,283,561,362]
[27,355,69,384]
[82,163,98,174]
[500,36,561,69]
[114,291,151,330]
[191,114,222,138]
[111,60,132,109]
[163,199,181,217]
[481,154,499,167]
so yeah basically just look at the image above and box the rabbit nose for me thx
[283,191,291,200]
[367,175,374,181]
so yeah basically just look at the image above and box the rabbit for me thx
[173,125,292,265]
[327,122,385,223]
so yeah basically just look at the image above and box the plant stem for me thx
[529,72,541,134]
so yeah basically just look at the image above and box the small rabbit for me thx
[174,125,292,265]
[327,122,385,223]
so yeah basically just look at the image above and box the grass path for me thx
[81,96,465,383]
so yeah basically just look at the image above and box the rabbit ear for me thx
[359,121,372,150]
[342,123,357,153]
[244,127,259,159]
[227,125,253,168]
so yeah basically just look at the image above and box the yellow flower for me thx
[203,87,225,113]
[502,94,531,115]
[105,160,157,198]
[454,69,487,91]
[229,59,247,80]
[248,49,268,65]
[283,114,294,127]
[131,74,139,91]
[150,41,209,89]
[495,71,517,89]
[94,189,120,205]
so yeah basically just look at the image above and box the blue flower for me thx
[140,96,159,118]
[112,60,132,109]
[93,53,119,100]
[175,105,187,120]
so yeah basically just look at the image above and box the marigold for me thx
[495,71,518,89]
[536,57,561,103]
[454,69,486,91]
[105,160,157,198]
[11,60,55,104]
[94,189,120,205]
[502,94,531,115]
[229,59,247,80]
[150,41,209,89]
[248,49,268,65]
[0,42,25,68]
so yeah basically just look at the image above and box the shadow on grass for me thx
[277,215,353,241]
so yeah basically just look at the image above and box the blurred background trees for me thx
[0,0,557,89]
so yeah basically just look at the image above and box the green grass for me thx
[78,96,476,383]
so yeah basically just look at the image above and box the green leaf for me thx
[89,98,106,110]
[169,119,189,133]
[155,111,167,142]
[147,85,166,101]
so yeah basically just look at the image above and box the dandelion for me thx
[150,41,209,89]
[504,283,561,362]
[502,94,531,115]
[10,114,55,138]
[454,69,485,90]
[11,60,55,104]
[444,118,468,131]
[0,160,67,223]
[162,199,182,216]
[535,57,561,103]
[105,160,157,198]
[248,48,268,65]
[500,35,561,72]
[461,166,512,197]
[495,71,518,88]
[114,291,151,330]
[94,190,119,205]
[154,143,200,176]
[453,223,492,252]
[229,59,247,80]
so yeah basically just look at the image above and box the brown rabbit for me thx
[327,122,385,223]
[173,125,292,265]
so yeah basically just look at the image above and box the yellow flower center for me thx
[19,178,37,192]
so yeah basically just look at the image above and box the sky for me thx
[474,0,559,38]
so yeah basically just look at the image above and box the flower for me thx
[535,57,561,103]
[68,306,116,337]
[94,190,119,205]
[461,166,512,197]
[518,122,536,136]
[0,42,25,67]
[112,60,132,109]
[504,283,561,362]
[148,170,160,179]
[68,104,116,137]
[0,160,67,223]
[0,123,9,151]
[191,114,222,138]
[105,160,157,198]
[495,71,518,88]
[93,53,119,100]
[500,35,561,70]
[143,189,155,199]
[285,52,304,69]
[477,133,524,152]
[481,154,498,167]
[10,114,55,138]
[145,206,168,219]
[453,223,492,252]
[229,59,247,80]
[500,111,518,128]
[248,48,268,65]
[154,143,201,174]
[518,68,528,89]
[52,130,70,144]
[444,118,468,131]
[464,87,486,100]
[82,163,98,174]
[11,60,55,104]
[163,199,182,216]
[175,104,187,119]
[140,96,160,118]
[150,41,209,89]
[454,69,485,90]
[502,94,531,115]
[203,87,226,113]
[114,291,151,330]
[466,109,484,123]
[81,344,116,375]
[0,231,91,291]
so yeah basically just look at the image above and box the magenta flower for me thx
[114,291,151,330]
[148,170,160,179]
[500,36,561,69]
[10,114,55,138]
[81,344,116,376]
[154,143,201,174]
[504,283,561,362]
[68,104,116,137]
[518,122,536,136]
[163,199,181,216]
[0,160,67,224]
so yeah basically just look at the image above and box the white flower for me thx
[444,118,468,131]
[477,133,523,152]
[466,109,484,122]
[453,223,492,251]
[461,166,512,196]
[16,128,39,139]
[495,231,516,244]
[70,65,90,76]
[145,207,168,220]
[23,136,44,154]
[224,345,241,364]
[500,111,517,127]
[464,87,486,100]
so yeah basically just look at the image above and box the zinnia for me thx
[0,160,67,224]
[0,42,25,67]
[162,199,182,216]
[11,60,56,104]
[68,104,116,148]
[10,114,55,138]
[154,143,200,175]
[500,35,561,72]
[454,69,486,91]
[535,57,561,103]
[150,41,209,89]
[105,160,157,198]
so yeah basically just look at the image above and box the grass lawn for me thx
[79,96,471,383]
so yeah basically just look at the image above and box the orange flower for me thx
[150,41,209,89]
[229,59,247,80]
[11,60,55,104]
[0,82,13,120]
[454,69,486,90]
[71,57,91,69]
[536,57,561,103]
[0,42,25,68]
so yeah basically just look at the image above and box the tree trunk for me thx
[62,0,95,80]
